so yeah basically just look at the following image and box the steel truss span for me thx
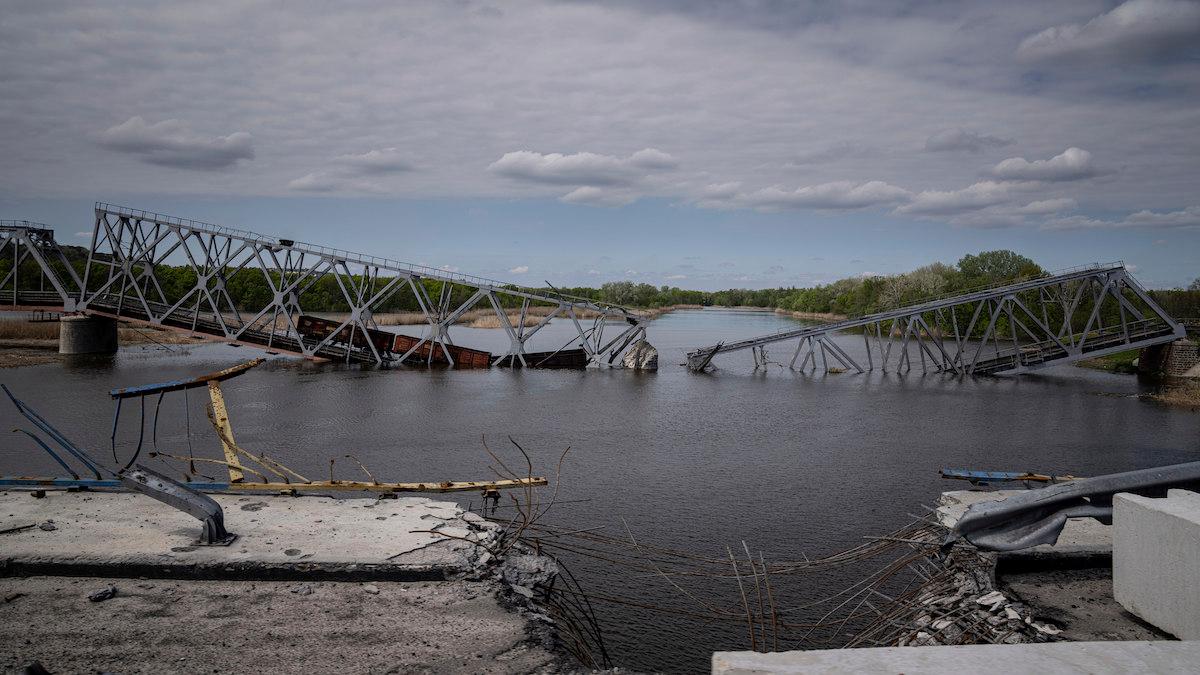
[686,264,1185,376]
[4,205,645,367]
[1,221,84,311]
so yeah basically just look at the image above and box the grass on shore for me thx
[1076,349,1141,374]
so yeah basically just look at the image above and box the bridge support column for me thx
[59,315,118,355]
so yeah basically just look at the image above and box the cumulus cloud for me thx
[97,116,254,170]
[334,148,413,175]
[1017,0,1200,62]
[508,265,529,274]
[1043,205,1200,229]
[924,128,1014,153]
[734,180,911,210]
[991,147,1099,182]
[895,181,1010,216]
[488,148,676,186]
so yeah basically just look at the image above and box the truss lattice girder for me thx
[0,222,82,311]
[60,204,640,366]
[687,265,1184,375]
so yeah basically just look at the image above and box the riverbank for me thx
[1076,349,1140,374]
[773,308,847,322]
[1145,380,1200,410]
[0,322,203,368]
[0,490,564,673]
[349,303,699,328]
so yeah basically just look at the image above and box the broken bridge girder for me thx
[686,264,1184,377]
[59,203,644,367]
[949,460,1200,552]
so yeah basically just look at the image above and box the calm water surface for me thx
[2,309,1198,672]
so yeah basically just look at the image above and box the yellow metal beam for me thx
[207,380,244,483]
[226,477,548,493]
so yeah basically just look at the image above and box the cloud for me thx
[991,147,1099,182]
[97,116,254,170]
[924,129,1014,153]
[1016,198,1077,214]
[1043,205,1200,229]
[488,148,676,187]
[286,172,340,192]
[74,231,91,238]
[334,148,413,175]
[734,180,911,210]
[508,265,529,274]
[783,142,878,166]
[895,181,1010,215]
[1017,0,1200,62]
[560,186,638,207]
[665,273,687,280]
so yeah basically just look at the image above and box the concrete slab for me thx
[938,490,1112,558]
[0,490,499,580]
[1114,490,1200,639]
[0,575,557,674]
[713,641,1200,674]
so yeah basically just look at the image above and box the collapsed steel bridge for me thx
[686,264,1185,375]
[1,205,645,366]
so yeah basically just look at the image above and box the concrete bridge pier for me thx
[58,315,118,355]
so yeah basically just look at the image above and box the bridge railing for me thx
[0,220,55,233]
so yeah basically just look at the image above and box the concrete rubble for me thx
[621,338,659,370]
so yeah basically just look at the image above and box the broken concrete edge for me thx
[0,488,581,670]
[0,558,450,582]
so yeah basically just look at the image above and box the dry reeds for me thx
[0,320,59,341]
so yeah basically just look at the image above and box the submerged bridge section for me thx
[687,264,1184,376]
[2,205,644,366]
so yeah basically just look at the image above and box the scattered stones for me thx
[239,502,268,512]
[283,548,301,557]
[290,585,313,596]
[87,586,117,602]
[38,520,56,531]
[362,584,380,595]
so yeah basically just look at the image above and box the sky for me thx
[1,0,1198,290]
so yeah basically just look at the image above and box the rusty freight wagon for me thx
[391,333,492,368]
[296,315,396,356]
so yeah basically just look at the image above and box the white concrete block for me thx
[1113,490,1200,639]
[713,641,1200,674]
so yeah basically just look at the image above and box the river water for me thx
[2,308,1197,672]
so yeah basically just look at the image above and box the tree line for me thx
[3,245,1197,319]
